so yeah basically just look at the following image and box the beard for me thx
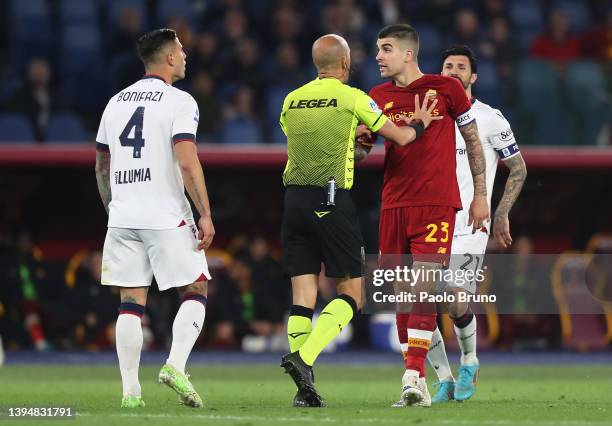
[451,74,470,90]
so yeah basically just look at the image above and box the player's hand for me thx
[410,94,444,129]
[356,124,372,141]
[493,213,512,248]
[197,215,215,251]
[468,195,489,234]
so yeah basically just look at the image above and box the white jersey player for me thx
[427,46,527,404]
[95,29,215,409]
[450,98,521,293]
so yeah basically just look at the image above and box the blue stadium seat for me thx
[270,124,286,144]
[360,59,384,93]
[517,59,570,144]
[156,0,198,26]
[59,0,98,25]
[565,61,610,144]
[266,87,292,135]
[10,0,53,66]
[509,0,543,29]
[509,0,543,50]
[107,0,147,32]
[0,114,35,143]
[418,55,440,74]
[472,60,502,107]
[413,25,442,58]
[221,118,263,144]
[45,114,88,143]
[60,25,102,74]
[556,0,593,33]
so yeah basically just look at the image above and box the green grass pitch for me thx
[1,363,611,425]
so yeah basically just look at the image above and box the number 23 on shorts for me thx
[425,222,449,243]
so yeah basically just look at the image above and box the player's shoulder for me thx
[368,80,394,96]
[419,74,458,88]
[166,85,195,104]
[473,100,510,126]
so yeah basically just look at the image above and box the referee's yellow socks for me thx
[287,305,314,352]
[299,295,358,366]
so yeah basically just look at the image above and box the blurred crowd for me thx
[0,0,609,145]
[2,227,610,354]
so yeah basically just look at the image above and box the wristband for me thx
[407,119,425,139]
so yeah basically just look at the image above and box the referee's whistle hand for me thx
[197,216,215,251]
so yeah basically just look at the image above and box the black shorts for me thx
[281,186,364,279]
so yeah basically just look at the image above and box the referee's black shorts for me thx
[281,185,364,279]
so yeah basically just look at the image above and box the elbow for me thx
[179,162,195,176]
[397,134,412,146]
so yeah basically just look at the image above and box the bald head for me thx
[312,34,350,73]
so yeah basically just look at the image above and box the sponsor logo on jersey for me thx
[314,211,331,218]
[384,101,394,111]
[456,148,466,155]
[369,99,382,113]
[114,168,151,184]
[387,109,440,123]
[288,98,338,109]
[500,129,513,141]
[437,247,447,254]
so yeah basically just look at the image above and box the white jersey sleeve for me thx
[95,104,110,149]
[171,93,199,143]
[486,109,520,160]
[454,100,520,238]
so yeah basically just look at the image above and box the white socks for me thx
[116,314,143,397]
[455,315,478,365]
[427,327,454,381]
[167,300,206,373]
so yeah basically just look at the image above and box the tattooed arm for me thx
[493,153,527,248]
[95,150,112,214]
[459,121,489,231]
[174,141,215,250]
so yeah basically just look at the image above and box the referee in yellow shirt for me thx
[279,34,442,407]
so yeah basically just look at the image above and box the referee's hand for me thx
[197,215,215,251]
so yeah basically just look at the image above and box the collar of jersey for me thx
[141,74,169,84]
[315,77,342,85]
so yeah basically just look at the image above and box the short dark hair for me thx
[441,45,478,73]
[377,24,419,52]
[136,29,177,64]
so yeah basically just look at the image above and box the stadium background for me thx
[0,0,611,358]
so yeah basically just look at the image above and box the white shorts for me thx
[101,226,211,291]
[443,230,489,294]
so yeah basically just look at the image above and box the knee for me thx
[178,280,208,298]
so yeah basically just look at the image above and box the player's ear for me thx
[404,46,414,63]
[470,73,478,85]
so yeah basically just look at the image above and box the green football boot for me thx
[121,395,145,408]
[158,364,203,408]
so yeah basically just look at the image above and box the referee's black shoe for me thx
[293,369,317,407]
[281,352,325,407]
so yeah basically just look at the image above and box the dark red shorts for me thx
[379,205,456,265]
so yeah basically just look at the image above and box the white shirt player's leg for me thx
[140,227,209,408]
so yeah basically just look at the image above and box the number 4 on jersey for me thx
[120,106,145,158]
